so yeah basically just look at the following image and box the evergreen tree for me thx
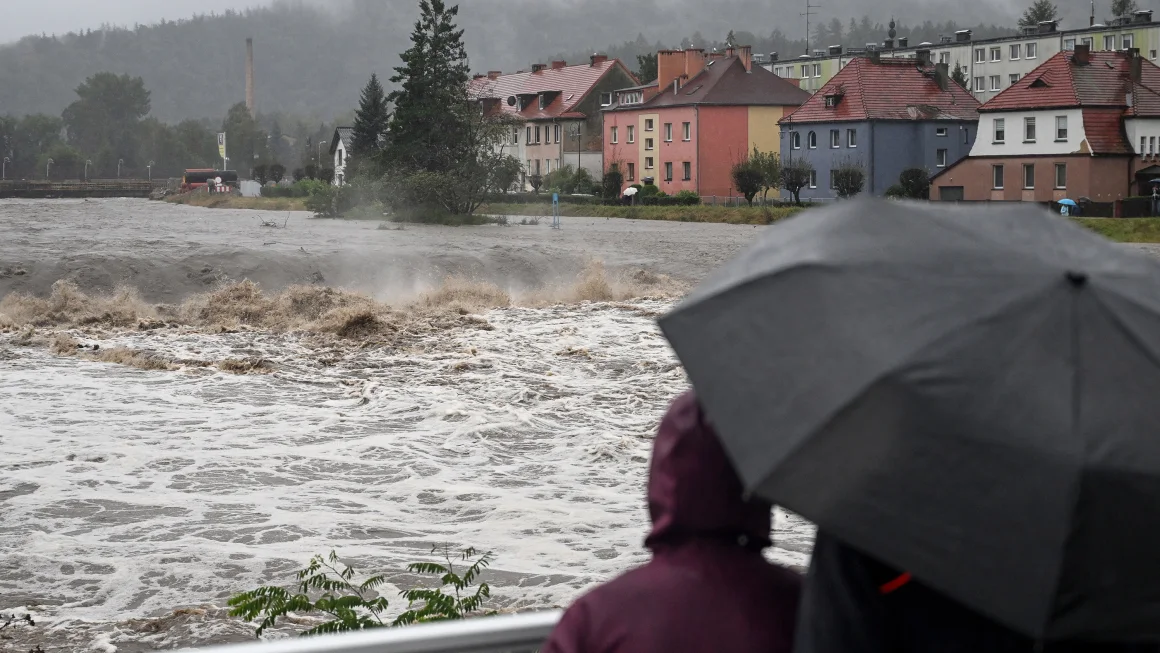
[350,73,389,176]
[1112,0,1139,18]
[385,0,471,174]
[726,30,737,46]
[951,63,970,89]
[1019,0,1059,27]
[636,53,658,83]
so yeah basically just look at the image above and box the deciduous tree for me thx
[781,157,815,205]
[832,158,866,199]
[731,157,763,205]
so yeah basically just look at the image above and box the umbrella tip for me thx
[1066,270,1089,287]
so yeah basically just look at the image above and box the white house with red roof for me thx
[470,55,637,188]
[933,45,1160,202]
[778,51,980,200]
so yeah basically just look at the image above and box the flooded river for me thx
[0,200,814,651]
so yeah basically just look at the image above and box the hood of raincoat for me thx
[644,391,773,550]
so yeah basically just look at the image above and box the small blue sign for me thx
[552,193,559,205]
[551,193,561,229]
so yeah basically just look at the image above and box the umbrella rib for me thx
[751,277,1064,496]
[1087,286,1160,373]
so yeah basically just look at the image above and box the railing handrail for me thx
[178,610,562,653]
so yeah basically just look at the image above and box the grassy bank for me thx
[1074,218,1160,243]
[481,202,803,225]
[164,193,309,211]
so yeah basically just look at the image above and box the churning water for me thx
[0,200,814,651]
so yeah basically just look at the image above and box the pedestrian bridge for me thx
[180,610,561,653]
[0,180,155,199]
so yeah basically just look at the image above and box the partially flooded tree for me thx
[781,157,815,205]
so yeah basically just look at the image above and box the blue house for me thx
[778,52,981,199]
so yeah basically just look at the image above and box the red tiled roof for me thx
[779,57,980,124]
[610,57,810,110]
[469,60,635,120]
[982,50,1160,115]
[1083,108,1134,154]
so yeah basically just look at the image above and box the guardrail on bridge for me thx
[178,610,561,653]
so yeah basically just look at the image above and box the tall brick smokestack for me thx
[246,38,255,117]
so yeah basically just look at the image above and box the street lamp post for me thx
[46,158,54,180]
[317,141,326,168]
[117,159,124,178]
[84,160,92,182]
[2,156,9,180]
[147,160,155,182]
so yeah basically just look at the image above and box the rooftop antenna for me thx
[802,0,821,54]
[1090,0,1095,26]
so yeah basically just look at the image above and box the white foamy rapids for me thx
[0,299,814,641]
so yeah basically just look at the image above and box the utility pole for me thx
[802,0,821,55]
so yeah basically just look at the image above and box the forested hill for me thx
[0,0,1088,123]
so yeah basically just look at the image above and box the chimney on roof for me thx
[1130,48,1143,82]
[1037,20,1058,33]
[532,63,546,73]
[487,70,502,80]
[1133,9,1154,23]
[934,62,950,91]
[869,50,881,64]
[1074,43,1091,65]
[551,60,567,69]
[830,44,844,55]
[473,73,485,80]
[738,45,752,71]
[590,53,609,67]
[955,29,972,42]
[916,48,932,66]
[725,46,736,58]
[884,39,894,50]
[899,37,908,48]
[770,51,779,62]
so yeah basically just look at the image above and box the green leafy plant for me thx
[228,547,493,637]
[674,190,701,205]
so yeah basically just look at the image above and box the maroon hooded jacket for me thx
[541,392,802,653]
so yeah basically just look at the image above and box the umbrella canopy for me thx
[659,199,1160,641]
[623,187,639,197]
[1058,198,1078,206]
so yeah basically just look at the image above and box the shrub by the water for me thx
[228,547,493,636]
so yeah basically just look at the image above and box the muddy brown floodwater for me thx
[2,199,820,653]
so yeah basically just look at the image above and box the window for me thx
[975,48,985,63]
[1064,38,1076,51]
[1010,44,1021,59]
[990,47,1001,62]
[974,77,986,91]
[993,164,1005,189]
[534,159,541,174]
[936,127,948,137]
[808,131,817,149]
[338,150,343,166]
[527,126,532,143]
[1023,163,1035,189]
[665,161,673,182]
[830,129,840,148]
[939,52,950,64]
[682,122,691,141]
[847,129,857,147]
[600,92,613,106]
[1152,136,1157,156]
[990,75,1001,91]
[526,159,532,172]
[1142,136,1147,155]
[1081,37,1093,49]
[792,132,801,149]
[1026,42,1037,59]
[683,162,691,180]
[1010,73,1020,86]
[1055,163,1067,189]
[1152,50,1158,59]
[829,169,839,190]
[545,159,551,174]
[664,123,673,142]
[538,94,546,110]
[611,126,618,144]
[645,138,654,150]
[1024,116,1036,142]
[554,125,561,143]
[645,119,654,131]
[627,125,635,143]
[813,63,822,77]
[1105,35,1116,50]
[621,91,643,105]
[809,169,817,188]
[510,127,519,145]
[535,126,541,144]
[937,148,948,167]
[964,128,970,144]
[645,157,654,169]
[627,162,635,181]
[1124,34,1134,49]
[994,118,1006,143]
[1055,116,1067,140]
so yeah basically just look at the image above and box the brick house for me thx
[470,56,637,189]
[932,45,1160,201]
[602,46,810,197]
[779,52,981,199]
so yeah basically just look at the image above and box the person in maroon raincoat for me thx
[541,391,802,653]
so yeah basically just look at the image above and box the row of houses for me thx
[330,25,1160,203]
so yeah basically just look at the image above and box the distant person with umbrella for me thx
[660,200,1160,649]
[1060,198,1077,216]
[540,392,801,653]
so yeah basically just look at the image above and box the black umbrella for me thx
[659,199,1160,641]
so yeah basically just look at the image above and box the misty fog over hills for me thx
[0,0,1138,123]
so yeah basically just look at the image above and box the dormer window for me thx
[538,94,547,110]
[620,91,644,105]
[824,94,843,108]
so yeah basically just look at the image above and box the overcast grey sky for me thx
[0,0,270,44]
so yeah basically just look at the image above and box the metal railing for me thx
[179,610,562,653]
